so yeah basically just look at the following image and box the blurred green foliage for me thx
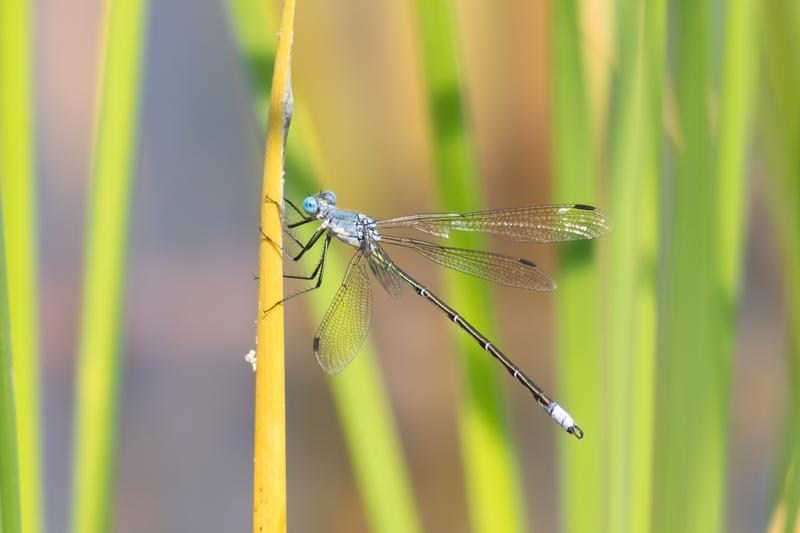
[0,204,21,533]
[606,1,664,532]
[554,1,758,532]
[551,2,606,532]
[70,1,150,532]
[0,0,43,531]
[414,1,526,531]
[763,2,800,532]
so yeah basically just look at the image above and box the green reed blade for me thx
[712,7,759,529]
[716,0,758,304]
[654,1,752,531]
[551,2,605,532]
[71,1,150,532]
[414,1,525,531]
[606,1,665,532]
[762,2,800,531]
[0,200,21,533]
[0,0,43,531]
[655,3,717,532]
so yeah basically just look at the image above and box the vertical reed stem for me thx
[606,1,664,532]
[71,1,149,531]
[762,2,800,531]
[655,3,727,532]
[0,203,21,533]
[0,0,43,530]
[552,2,605,531]
[414,1,525,531]
[252,1,294,531]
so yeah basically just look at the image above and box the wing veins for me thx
[381,235,556,291]
[376,204,610,243]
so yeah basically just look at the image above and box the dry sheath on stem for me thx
[253,0,295,532]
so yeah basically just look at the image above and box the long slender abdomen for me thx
[393,266,584,439]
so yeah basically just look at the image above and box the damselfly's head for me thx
[302,191,337,217]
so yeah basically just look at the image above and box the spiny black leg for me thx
[253,227,321,279]
[284,248,325,280]
[283,227,304,250]
[259,226,296,260]
[260,224,326,262]
[287,217,317,229]
[282,229,328,280]
[289,225,326,261]
[260,194,304,258]
[284,197,306,219]
[264,234,332,315]
[263,193,285,217]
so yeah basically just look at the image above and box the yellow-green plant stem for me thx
[606,1,664,532]
[711,2,759,526]
[551,2,605,532]
[225,2,422,532]
[655,2,734,532]
[71,1,150,532]
[762,2,800,531]
[252,0,294,530]
[414,2,524,532]
[716,0,757,306]
[0,0,43,531]
[0,204,21,533]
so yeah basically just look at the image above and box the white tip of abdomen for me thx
[547,403,584,440]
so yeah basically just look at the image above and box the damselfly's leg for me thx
[256,226,325,281]
[261,192,325,261]
[264,193,317,229]
[283,197,307,220]
[287,217,317,229]
[260,194,302,259]
[259,226,300,260]
[259,221,326,262]
[283,227,305,250]
[264,234,332,315]
[284,244,327,281]
[276,228,329,281]
[288,224,327,261]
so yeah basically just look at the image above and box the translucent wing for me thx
[314,253,373,374]
[382,236,556,290]
[376,204,611,243]
[365,241,404,299]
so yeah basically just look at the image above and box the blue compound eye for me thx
[302,196,319,214]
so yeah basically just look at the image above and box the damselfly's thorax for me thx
[326,209,379,248]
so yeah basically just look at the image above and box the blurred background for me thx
[0,0,796,532]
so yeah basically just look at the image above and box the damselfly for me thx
[270,191,610,439]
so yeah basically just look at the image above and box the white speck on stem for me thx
[245,349,257,372]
